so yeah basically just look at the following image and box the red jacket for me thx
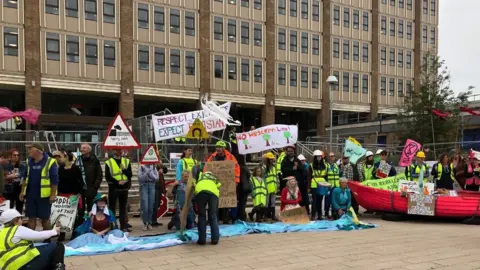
[280,187,302,211]
[205,150,240,183]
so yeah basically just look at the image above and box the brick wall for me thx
[24,0,41,111]
[120,0,134,120]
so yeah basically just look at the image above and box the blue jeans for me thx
[139,182,156,225]
[195,191,220,244]
[324,188,333,216]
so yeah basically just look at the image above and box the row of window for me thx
[380,76,412,97]
[333,6,369,31]
[277,0,320,21]
[213,17,263,46]
[214,56,263,83]
[278,29,320,55]
[422,25,436,45]
[214,0,263,10]
[380,16,413,40]
[381,0,436,16]
[45,33,116,66]
[45,0,116,23]
[381,0,413,10]
[137,5,193,35]
[332,39,369,63]
[277,64,321,88]
[137,46,195,75]
[380,47,412,69]
[330,71,369,93]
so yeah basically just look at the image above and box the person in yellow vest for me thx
[324,152,340,220]
[174,136,186,144]
[358,151,376,182]
[0,209,66,270]
[276,148,286,179]
[248,166,267,222]
[309,150,327,220]
[194,167,221,245]
[20,143,58,231]
[175,147,197,183]
[105,149,132,232]
[262,152,278,221]
[406,151,430,182]
[431,153,456,190]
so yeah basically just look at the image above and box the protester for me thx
[152,159,168,227]
[262,152,278,221]
[175,147,197,182]
[280,176,302,211]
[0,152,8,200]
[5,149,26,212]
[298,154,310,214]
[374,149,397,178]
[431,153,456,190]
[76,143,103,212]
[276,148,286,179]
[21,143,58,232]
[406,151,430,181]
[309,150,326,220]
[237,155,251,222]
[74,194,118,237]
[331,179,352,220]
[464,152,480,191]
[325,152,340,219]
[53,150,84,241]
[339,155,354,180]
[138,161,159,231]
[248,166,267,222]
[194,168,221,245]
[280,146,304,193]
[105,149,132,232]
[167,170,194,230]
[358,151,375,181]
[0,209,66,270]
[205,141,239,224]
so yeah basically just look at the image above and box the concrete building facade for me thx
[0,0,438,138]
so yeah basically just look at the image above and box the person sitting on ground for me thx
[74,194,118,237]
[248,166,267,222]
[0,209,66,270]
[331,178,352,220]
[167,170,195,230]
[280,176,302,211]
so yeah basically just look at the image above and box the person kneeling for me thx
[0,209,66,270]
[248,167,267,222]
[331,179,352,220]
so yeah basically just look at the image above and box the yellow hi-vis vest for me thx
[175,137,186,143]
[105,157,130,181]
[0,226,40,270]
[195,172,221,197]
[263,166,278,194]
[311,168,327,189]
[23,157,56,198]
[326,163,340,188]
[250,176,267,207]
[436,163,455,181]
[408,163,429,182]
[363,164,375,181]
[182,158,197,172]
[276,152,286,172]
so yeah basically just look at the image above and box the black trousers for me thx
[236,185,248,221]
[108,186,129,230]
[151,187,161,224]
[9,182,24,213]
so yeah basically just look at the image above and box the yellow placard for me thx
[186,118,209,139]
[348,136,362,147]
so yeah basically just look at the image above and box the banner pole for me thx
[430,114,437,160]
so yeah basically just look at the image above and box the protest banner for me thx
[375,161,392,178]
[398,180,435,195]
[50,196,78,232]
[361,173,407,190]
[204,161,237,208]
[407,194,435,216]
[279,207,310,224]
[399,139,422,166]
[343,139,367,164]
[348,136,362,147]
[471,149,480,160]
[180,173,195,236]
[152,102,232,141]
[235,125,298,155]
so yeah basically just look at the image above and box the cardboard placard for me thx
[204,161,237,208]
[279,207,310,224]
[50,196,78,232]
[398,180,435,195]
[376,161,392,178]
[407,194,435,216]
[179,174,195,235]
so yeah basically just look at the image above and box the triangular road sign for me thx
[186,118,209,139]
[140,144,160,164]
[102,113,140,149]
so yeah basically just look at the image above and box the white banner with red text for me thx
[236,125,298,155]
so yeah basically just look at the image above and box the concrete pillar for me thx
[413,0,422,93]
[199,0,211,98]
[24,0,41,111]
[119,0,134,119]
[370,0,379,120]
[319,0,332,135]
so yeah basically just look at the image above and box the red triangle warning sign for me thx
[140,144,160,164]
[102,113,141,150]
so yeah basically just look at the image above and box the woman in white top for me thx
[0,209,66,270]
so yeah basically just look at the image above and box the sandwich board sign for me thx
[140,144,160,164]
[186,118,209,139]
[102,113,140,149]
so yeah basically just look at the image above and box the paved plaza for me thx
[66,215,480,270]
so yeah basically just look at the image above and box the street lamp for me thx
[326,75,338,152]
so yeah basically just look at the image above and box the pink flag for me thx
[0,107,41,125]
[399,139,422,166]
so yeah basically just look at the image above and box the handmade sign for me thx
[204,161,237,208]
[279,206,310,224]
[343,139,367,164]
[361,173,407,191]
[399,139,421,166]
[407,194,435,216]
[398,180,435,195]
[152,102,232,141]
[348,136,362,147]
[186,118,209,139]
[180,173,195,235]
[50,196,78,232]
[169,153,182,169]
[376,161,392,178]
[235,125,298,155]
[471,149,480,160]
[102,113,140,149]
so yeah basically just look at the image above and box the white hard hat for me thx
[313,150,323,156]
[376,149,385,155]
[298,154,306,161]
[365,151,374,157]
[0,209,22,224]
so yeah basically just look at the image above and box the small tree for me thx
[283,131,291,144]
[242,139,249,150]
[263,134,271,146]
[398,53,472,144]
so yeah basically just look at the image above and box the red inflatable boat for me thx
[348,181,480,218]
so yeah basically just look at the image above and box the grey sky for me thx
[439,0,480,98]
